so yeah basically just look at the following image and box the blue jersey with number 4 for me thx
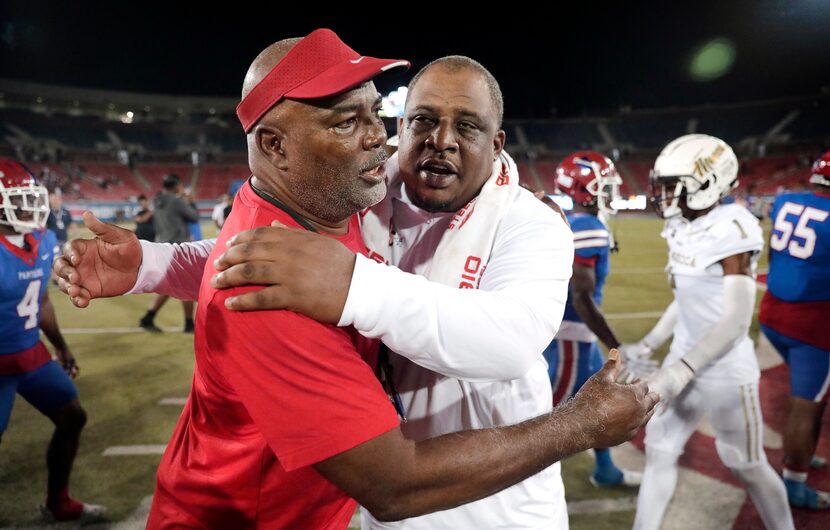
[767,192,830,302]
[0,229,58,355]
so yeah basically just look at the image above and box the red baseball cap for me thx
[236,28,410,132]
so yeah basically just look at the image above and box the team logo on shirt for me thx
[670,251,696,267]
[459,255,485,289]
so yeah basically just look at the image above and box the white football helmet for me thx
[650,134,738,218]
[0,159,50,234]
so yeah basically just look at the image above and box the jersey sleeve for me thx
[699,207,764,269]
[128,239,216,300]
[42,230,59,261]
[769,195,784,225]
[571,215,609,260]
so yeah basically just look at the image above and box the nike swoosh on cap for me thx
[350,57,365,64]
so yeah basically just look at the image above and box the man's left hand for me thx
[212,222,356,323]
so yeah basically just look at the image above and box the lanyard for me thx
[249,179,319,234]
[249,178,406,421]
[377,344,407,423]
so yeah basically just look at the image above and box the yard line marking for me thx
[158,397,188,406]
[102,445,166,456]
[609,267,665,274]
[567,496,637,514]
[605,311,664,320]
[61,326,182,335]
[62,326,183,334]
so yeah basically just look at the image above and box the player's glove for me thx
[616,341,659,384]
[649,361,694,408]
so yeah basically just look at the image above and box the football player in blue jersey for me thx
[542,151,642,487]
[0,160,104,521]
[759,148,830,509]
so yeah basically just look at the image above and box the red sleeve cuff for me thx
[573,254,598,267]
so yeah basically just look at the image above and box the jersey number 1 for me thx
[16,280,41,330]
[770,203,828,259]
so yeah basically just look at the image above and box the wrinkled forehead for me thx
[407,68,495,123]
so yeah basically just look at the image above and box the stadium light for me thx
[689,37,735,82]
[610,195,648,211]
[380,86,408,118]
[547,194,574,210]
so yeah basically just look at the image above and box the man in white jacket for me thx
[56,55,656,529]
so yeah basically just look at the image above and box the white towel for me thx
[360,150,521,289]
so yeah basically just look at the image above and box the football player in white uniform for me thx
[625,134,794,530]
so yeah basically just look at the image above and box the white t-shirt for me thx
[662,203,764,385]
[211,202,227,227]
[131,183,574,530]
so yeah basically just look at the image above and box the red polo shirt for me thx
[147,181,399,529]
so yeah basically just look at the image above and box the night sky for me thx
[2,1,828,119]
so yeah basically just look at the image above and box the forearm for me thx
[321,400,595,521]
[129,239,215,300]
[398,401,592,517]
[642,300,678,349]
[681,275,755,371]
[573,293,620,349]
[39,299,67,351]
[340,255,566,381]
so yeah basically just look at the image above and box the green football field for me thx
[0,216,771,528]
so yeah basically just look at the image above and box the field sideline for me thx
[5,216,827,529]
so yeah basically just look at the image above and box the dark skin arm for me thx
[721,251,752,277]
[313,351,658,521]
[39,291,78,378]
[570,262,621,350]
[134,210,153,223]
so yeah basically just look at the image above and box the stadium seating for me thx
[196,165,250,199]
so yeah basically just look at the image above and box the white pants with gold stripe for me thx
[637,381,795,530]
[645,379,765,467]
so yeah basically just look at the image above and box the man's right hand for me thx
[570,349,660,448]
[52,211,142,308]
[210,221,356,323]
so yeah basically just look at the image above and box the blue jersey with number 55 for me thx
[767,192,830,302]
[0,229,57,355]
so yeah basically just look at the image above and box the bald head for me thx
[243,38,304,168]
[241,37,302,100]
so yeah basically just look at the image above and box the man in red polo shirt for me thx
[145,30,408,529]
[148,183,400,529]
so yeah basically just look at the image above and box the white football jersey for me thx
[662,204,764,384]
